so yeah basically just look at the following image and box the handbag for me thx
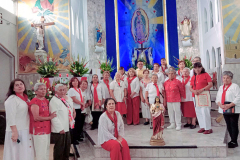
[223,101,235,114]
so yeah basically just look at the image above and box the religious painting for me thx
[221,0,240,63]
[17,0,70,74]
[131,8,149,44]
[117,0,165,69]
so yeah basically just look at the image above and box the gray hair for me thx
[114,72,122,79]
[194,56,201,61]
[55,84,64,92]
[223,71,233,79]
[34,83,46,91]
[183,67,190,73]
[152,74,158,79]
[168,67,176,74]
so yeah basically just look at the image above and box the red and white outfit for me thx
[140,79,152,119]
[164,78,185,128]
[159,65,171,79]
[125,76,140,125]
[190,73,212,130]
[90,83,105,111]
[98,111,131,160]
[3,95,34,160]
[146,82,164,104]
[120,74,127,81]
[100,79,112,108]
[110,80,127,115]
[29,97,51,160]
[181,76,196,118]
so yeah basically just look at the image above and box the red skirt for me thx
[153,113,164,136]
[116,102,127,115]
[181,101,196,118]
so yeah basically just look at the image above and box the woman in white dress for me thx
[140,69,151,125]
[216,71,240,148]
[3,79,34,160]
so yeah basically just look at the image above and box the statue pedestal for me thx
[34,50,47,64]
[181,39,193,47]
[150,138,165,146]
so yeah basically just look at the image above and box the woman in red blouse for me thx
[190,62,213,134]
[29,83,57,160]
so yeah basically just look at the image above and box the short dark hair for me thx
[104,98,117,110]
[161,58,166,61]
[137,60,144,64]
[178,60,186,65]
[153,63,160,67]
[119,67,125,71]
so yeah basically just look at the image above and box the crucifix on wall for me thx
[31,16,55,51]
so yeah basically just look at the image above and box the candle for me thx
[59,73,61,77]
[66,73,69,77]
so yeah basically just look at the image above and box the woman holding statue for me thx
[140,69,152,125]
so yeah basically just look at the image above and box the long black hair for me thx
[6,79,27,101]
[193,62,206,89]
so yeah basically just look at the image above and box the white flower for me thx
[73,69,77,72]
[49,95,52,97]
[49,91,52,94]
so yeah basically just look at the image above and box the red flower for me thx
[98,60,101,64]
[184,55,186,59]
[189,56,192,60]
[47,57,49,62]
[83,61,88,67]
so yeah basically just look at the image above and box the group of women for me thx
[3,56,240,160]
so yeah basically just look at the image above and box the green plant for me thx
[37,57,59,78]
[99,57,116,74]
[69,56,89,77]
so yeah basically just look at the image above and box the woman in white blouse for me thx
[110,72,127,115]
[216,71,240,148]
[140,69,152,125]
[3,79,34,160]
[90,74,105,130]
[100,71,112,104]
[125,68,140,125]
[98,98,131,160]
[68,77,84,144]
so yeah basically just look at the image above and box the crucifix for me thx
[135,43,149,62]
[31,16,55,50]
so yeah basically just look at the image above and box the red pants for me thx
[127,96,140,125]
[101,138,131,160]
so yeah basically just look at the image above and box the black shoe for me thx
[190,124,196,129]
[123,114,127,118]
[144,121,150,125]
[80,134,84,139]
[228,141,238,148]
[73,141,79,145]
[183,123,191,128]
[78,139,84,142]
[69,153,74,157]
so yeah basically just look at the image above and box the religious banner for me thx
[17,0,71,74]
[221,0,240,64]
[117,0,166,69]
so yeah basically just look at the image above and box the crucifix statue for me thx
[31,16,55,50]
[135,44,149,63]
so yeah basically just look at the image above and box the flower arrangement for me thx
[99,57,115,74]
[69,56,89,77]
[174,55,193,70]
[37,56,59,78]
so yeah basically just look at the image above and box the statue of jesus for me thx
[180,17,192,41]
[34,25,44,50]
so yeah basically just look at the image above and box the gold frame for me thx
[114,0,169,70]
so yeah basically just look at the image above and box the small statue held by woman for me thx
[150,96,165,146]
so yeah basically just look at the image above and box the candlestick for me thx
[66,73,69,77]
[59,73,61,77]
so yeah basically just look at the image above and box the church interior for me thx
[1,0,240,160]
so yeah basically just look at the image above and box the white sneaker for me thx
[176,126,181,131]
[167,124,175,129]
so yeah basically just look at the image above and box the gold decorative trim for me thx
[114,0,120,70]
[163,0,169,64]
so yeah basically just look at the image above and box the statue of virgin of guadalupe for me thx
[134,11,147,44]
[150,96,165,146]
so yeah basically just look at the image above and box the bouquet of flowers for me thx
[37,56,59,78]
[99,57,115,74]
[174,55,193,70]
[69,56,89,77]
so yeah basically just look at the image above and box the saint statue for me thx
[148,48,153,65]
[96,24,103,45]
[180,17,192,41]
[33,25,44,50]
[134,10,147,44]
[150,96,165,146]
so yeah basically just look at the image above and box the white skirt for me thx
[3,129,34,160]
[141,102,151,119]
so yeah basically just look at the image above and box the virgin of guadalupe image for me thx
[134,10,147,44]
[150,96,165,146]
